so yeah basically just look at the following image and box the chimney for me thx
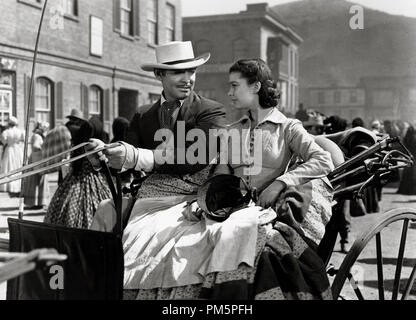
[245,3,268,13]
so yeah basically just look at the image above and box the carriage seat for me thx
[323,127,378,159]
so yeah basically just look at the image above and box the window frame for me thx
[120,0,133,36]
[62,0,78,17]
[318,91,325,104]
[334,90,341,104]
[147,0,158,45]
[349,90,358,103]
[90,15,103,57]
[166,3,175,42]
[88,85,103,117]
[35,77,54,124]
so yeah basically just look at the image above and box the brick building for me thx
[183,3,302,121]
[0,0,181,135]
[360,76,416,124]
[306,86,366,122]
[305,76,416,125]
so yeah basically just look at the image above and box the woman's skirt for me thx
[21,151,48,207]
[0,144,24,193]
[44,160,111,229]
[122,177,333,300]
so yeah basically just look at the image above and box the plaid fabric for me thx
[41,125,72,174]
[44,159,111,229]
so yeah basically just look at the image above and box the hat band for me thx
[163,57,199,66]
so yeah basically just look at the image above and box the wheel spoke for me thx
[331,209,416,300]
[401,263,416,300]
[348,272,365,300]
[376,233,385,300]
[392,219,409,300]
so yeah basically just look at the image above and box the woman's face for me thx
[228,72,259,109]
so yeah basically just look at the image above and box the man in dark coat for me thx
[88,41,226,176]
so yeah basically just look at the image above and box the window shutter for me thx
[56,81,63,120]
[81,83,89,119]
[24,75,35,118]
[74,0,79,16]
[50,81,55,128]
[104,89,111,121]
[113,0,121,31]
[133,0,140,37]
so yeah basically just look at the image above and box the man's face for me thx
[157,68,196,101]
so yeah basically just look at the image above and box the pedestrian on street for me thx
[0,116,25,196]
[21,121,49,209]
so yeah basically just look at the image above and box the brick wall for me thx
[0,0,182,132]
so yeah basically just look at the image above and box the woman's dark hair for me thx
[88,115,109,143]
[229,59,280,109]
[352,117,365,128]
[112,117,130,143]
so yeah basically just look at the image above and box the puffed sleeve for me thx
[276,120,334,187]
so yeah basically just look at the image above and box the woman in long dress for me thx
[44,115,111,229]
[21,121,49,208]
[397,125,416,195]
[0,116,25,195]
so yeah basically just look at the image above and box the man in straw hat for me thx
[87,41,227,232]
[87,40,226,177]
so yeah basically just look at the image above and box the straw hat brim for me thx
[141,53,210,72]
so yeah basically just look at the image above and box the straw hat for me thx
[141,41,210,72]
[8,116,18,126]
[66,108,85,121]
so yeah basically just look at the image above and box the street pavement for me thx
[0,183,415,300]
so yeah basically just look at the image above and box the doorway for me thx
[118,89,138,122]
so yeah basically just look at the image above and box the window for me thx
[166,3,175,42]
[280,45,289,75]
[278,81,288,109]
[90,16,103,56]
[290,50,295,77]
[334,91,341,103]
[294,51,298,79]
[290,84,294,110]
[63,0,77,16]
[89,85,102,117]
[318,91,325,104]
[0,90,12,126]
[349,90,358,103]
[409,88,416,102]
[147,0,158,44]
[35,78,52,123]
[120,0,133,36]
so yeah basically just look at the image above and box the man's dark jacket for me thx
[127,91,227,175]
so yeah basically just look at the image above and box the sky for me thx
[181,0,416,18]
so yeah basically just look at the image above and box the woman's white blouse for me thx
[227,108,334,191]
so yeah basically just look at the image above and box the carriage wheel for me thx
[331,208,416,300]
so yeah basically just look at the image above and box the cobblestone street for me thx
[1,184,415,300]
